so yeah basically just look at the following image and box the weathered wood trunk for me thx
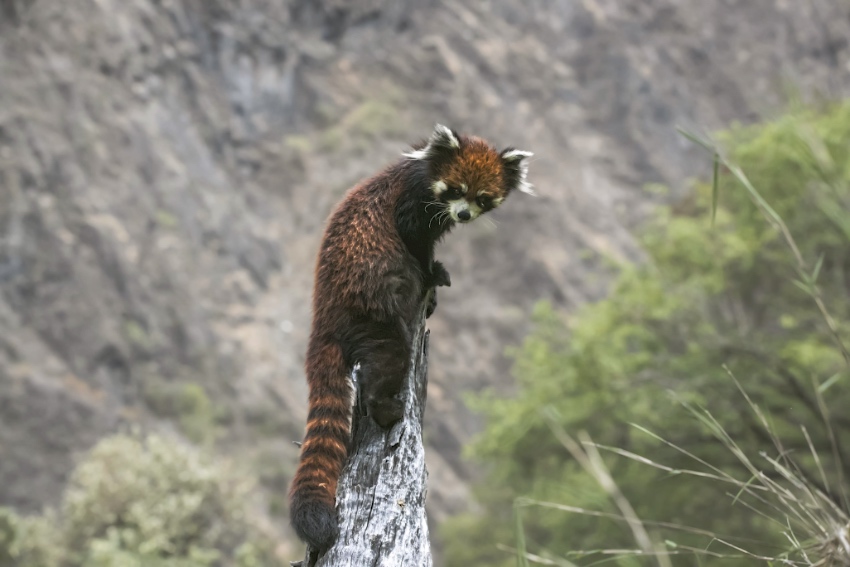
[302,309,433,567]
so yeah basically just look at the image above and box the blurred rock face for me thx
[0,0,847,534]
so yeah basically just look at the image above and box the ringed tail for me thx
[289,338,352,551]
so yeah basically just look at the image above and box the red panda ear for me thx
[403,124,461,161]
[501,148,535,195]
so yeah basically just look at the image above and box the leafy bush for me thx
[143,381,220,444]
[0,507,62,567]
[443,100,850,566]
[3,432,281,567]
[62,432,254,565]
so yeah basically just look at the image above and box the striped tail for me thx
[289,338,353,551]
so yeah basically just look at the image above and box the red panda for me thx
[288,124,533,552]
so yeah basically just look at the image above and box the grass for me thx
[509,124,850,567]
[678,126,850,371]
[508,373,849,567]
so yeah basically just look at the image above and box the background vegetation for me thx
[0,432,282,567]
[2,90,847,567]
[442,100,850,566]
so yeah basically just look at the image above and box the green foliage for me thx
[443,100,850,566]
[62,432,252,564]
[143,380,220,444]
[124,320,152,350]
[82,545,205,567]
[0,507,62,567]
[4,433,282,567]
[154,210,179,229]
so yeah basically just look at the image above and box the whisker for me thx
[430,208,448,228]
[481,216,498,229]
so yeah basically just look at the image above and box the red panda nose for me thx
[457,210,471,221]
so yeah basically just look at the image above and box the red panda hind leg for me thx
[342,317,411,428]
[357,325,411,428]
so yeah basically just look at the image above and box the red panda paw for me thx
[368,398,404,428]
[430,261,451,287]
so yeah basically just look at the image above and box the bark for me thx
[297,308,433,567]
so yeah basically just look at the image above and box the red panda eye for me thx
[444,187,462,199]
[476,196,491,209]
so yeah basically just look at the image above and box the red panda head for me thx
[404,124,533,223]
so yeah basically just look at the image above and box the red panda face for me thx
[404,125,533,224]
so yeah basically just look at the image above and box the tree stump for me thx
[298,307,433,567]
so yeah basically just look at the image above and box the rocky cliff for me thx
[1,0,848,553]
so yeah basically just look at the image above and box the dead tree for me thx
[296,306,433,567]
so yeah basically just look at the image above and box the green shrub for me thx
[143,381,219,444]
[61,432,255,565]
[0,507,62,567]
[443,100,850,566]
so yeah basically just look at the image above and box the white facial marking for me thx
[432,180,448,196]
[448,199,480,223]
[460,183,468,194]
[493,196,505,207]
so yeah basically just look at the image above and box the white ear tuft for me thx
[502,148,535,195]
[518,159,535,196]
[433,124,460,149]
[502,149,534,162]
[403,124,461,159]
[402,148,430,159]
[518,179,536,196]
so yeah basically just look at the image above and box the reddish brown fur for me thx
[440,137,505,198]
[289,126,532,554]
[288,169,423,553]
